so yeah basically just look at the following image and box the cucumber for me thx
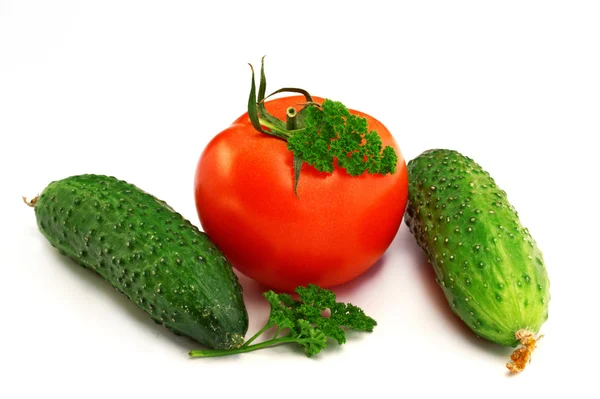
[28,174,248,350]
[404,149,550,373]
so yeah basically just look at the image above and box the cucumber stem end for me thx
[23,195,38,208]
[506,328,542,374]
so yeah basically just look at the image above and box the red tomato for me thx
[194,96,408,292]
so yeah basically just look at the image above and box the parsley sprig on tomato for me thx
[247,58,398,196]
[194,58,408,291]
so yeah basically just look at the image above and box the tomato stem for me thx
[286,107,298,130]
[248,57,316,142]
[257,118,291,140]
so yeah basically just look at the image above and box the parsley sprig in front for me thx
[189,284,377,358]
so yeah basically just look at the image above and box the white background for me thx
[1,1,598,398]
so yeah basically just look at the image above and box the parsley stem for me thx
[189,337,300,358]
[240,322,275,348]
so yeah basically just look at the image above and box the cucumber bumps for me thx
[26,175,248,350]
[405,149,550,373]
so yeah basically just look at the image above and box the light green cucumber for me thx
[404,149,550,373]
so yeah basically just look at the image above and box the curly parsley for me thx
[247,57,398,196]
[189,284,377,358]
[287,99,398,177]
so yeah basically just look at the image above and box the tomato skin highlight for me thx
[194,96,408,292]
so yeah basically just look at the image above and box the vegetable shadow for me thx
[413,253,512,360]
[42,241,204,354]
[235,252,387,303]
[329,255,387,297]
[391,225,511,360]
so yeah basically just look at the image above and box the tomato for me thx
[194,95,408,292]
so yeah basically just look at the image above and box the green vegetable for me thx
[247,57,397,196]
[26,174,248,350]
[404,149,550,373]
[189,284,376,358]
[287,99,398,176]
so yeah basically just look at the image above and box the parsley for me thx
[189,284,377,358]
[287,99,398,177]
[247,57,398,196]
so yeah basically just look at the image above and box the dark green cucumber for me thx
[405,149,550,372]
[30,174,248,350]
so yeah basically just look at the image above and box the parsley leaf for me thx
[189,284,377,358]
[287,99,398,177]
[246,58,398,197]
